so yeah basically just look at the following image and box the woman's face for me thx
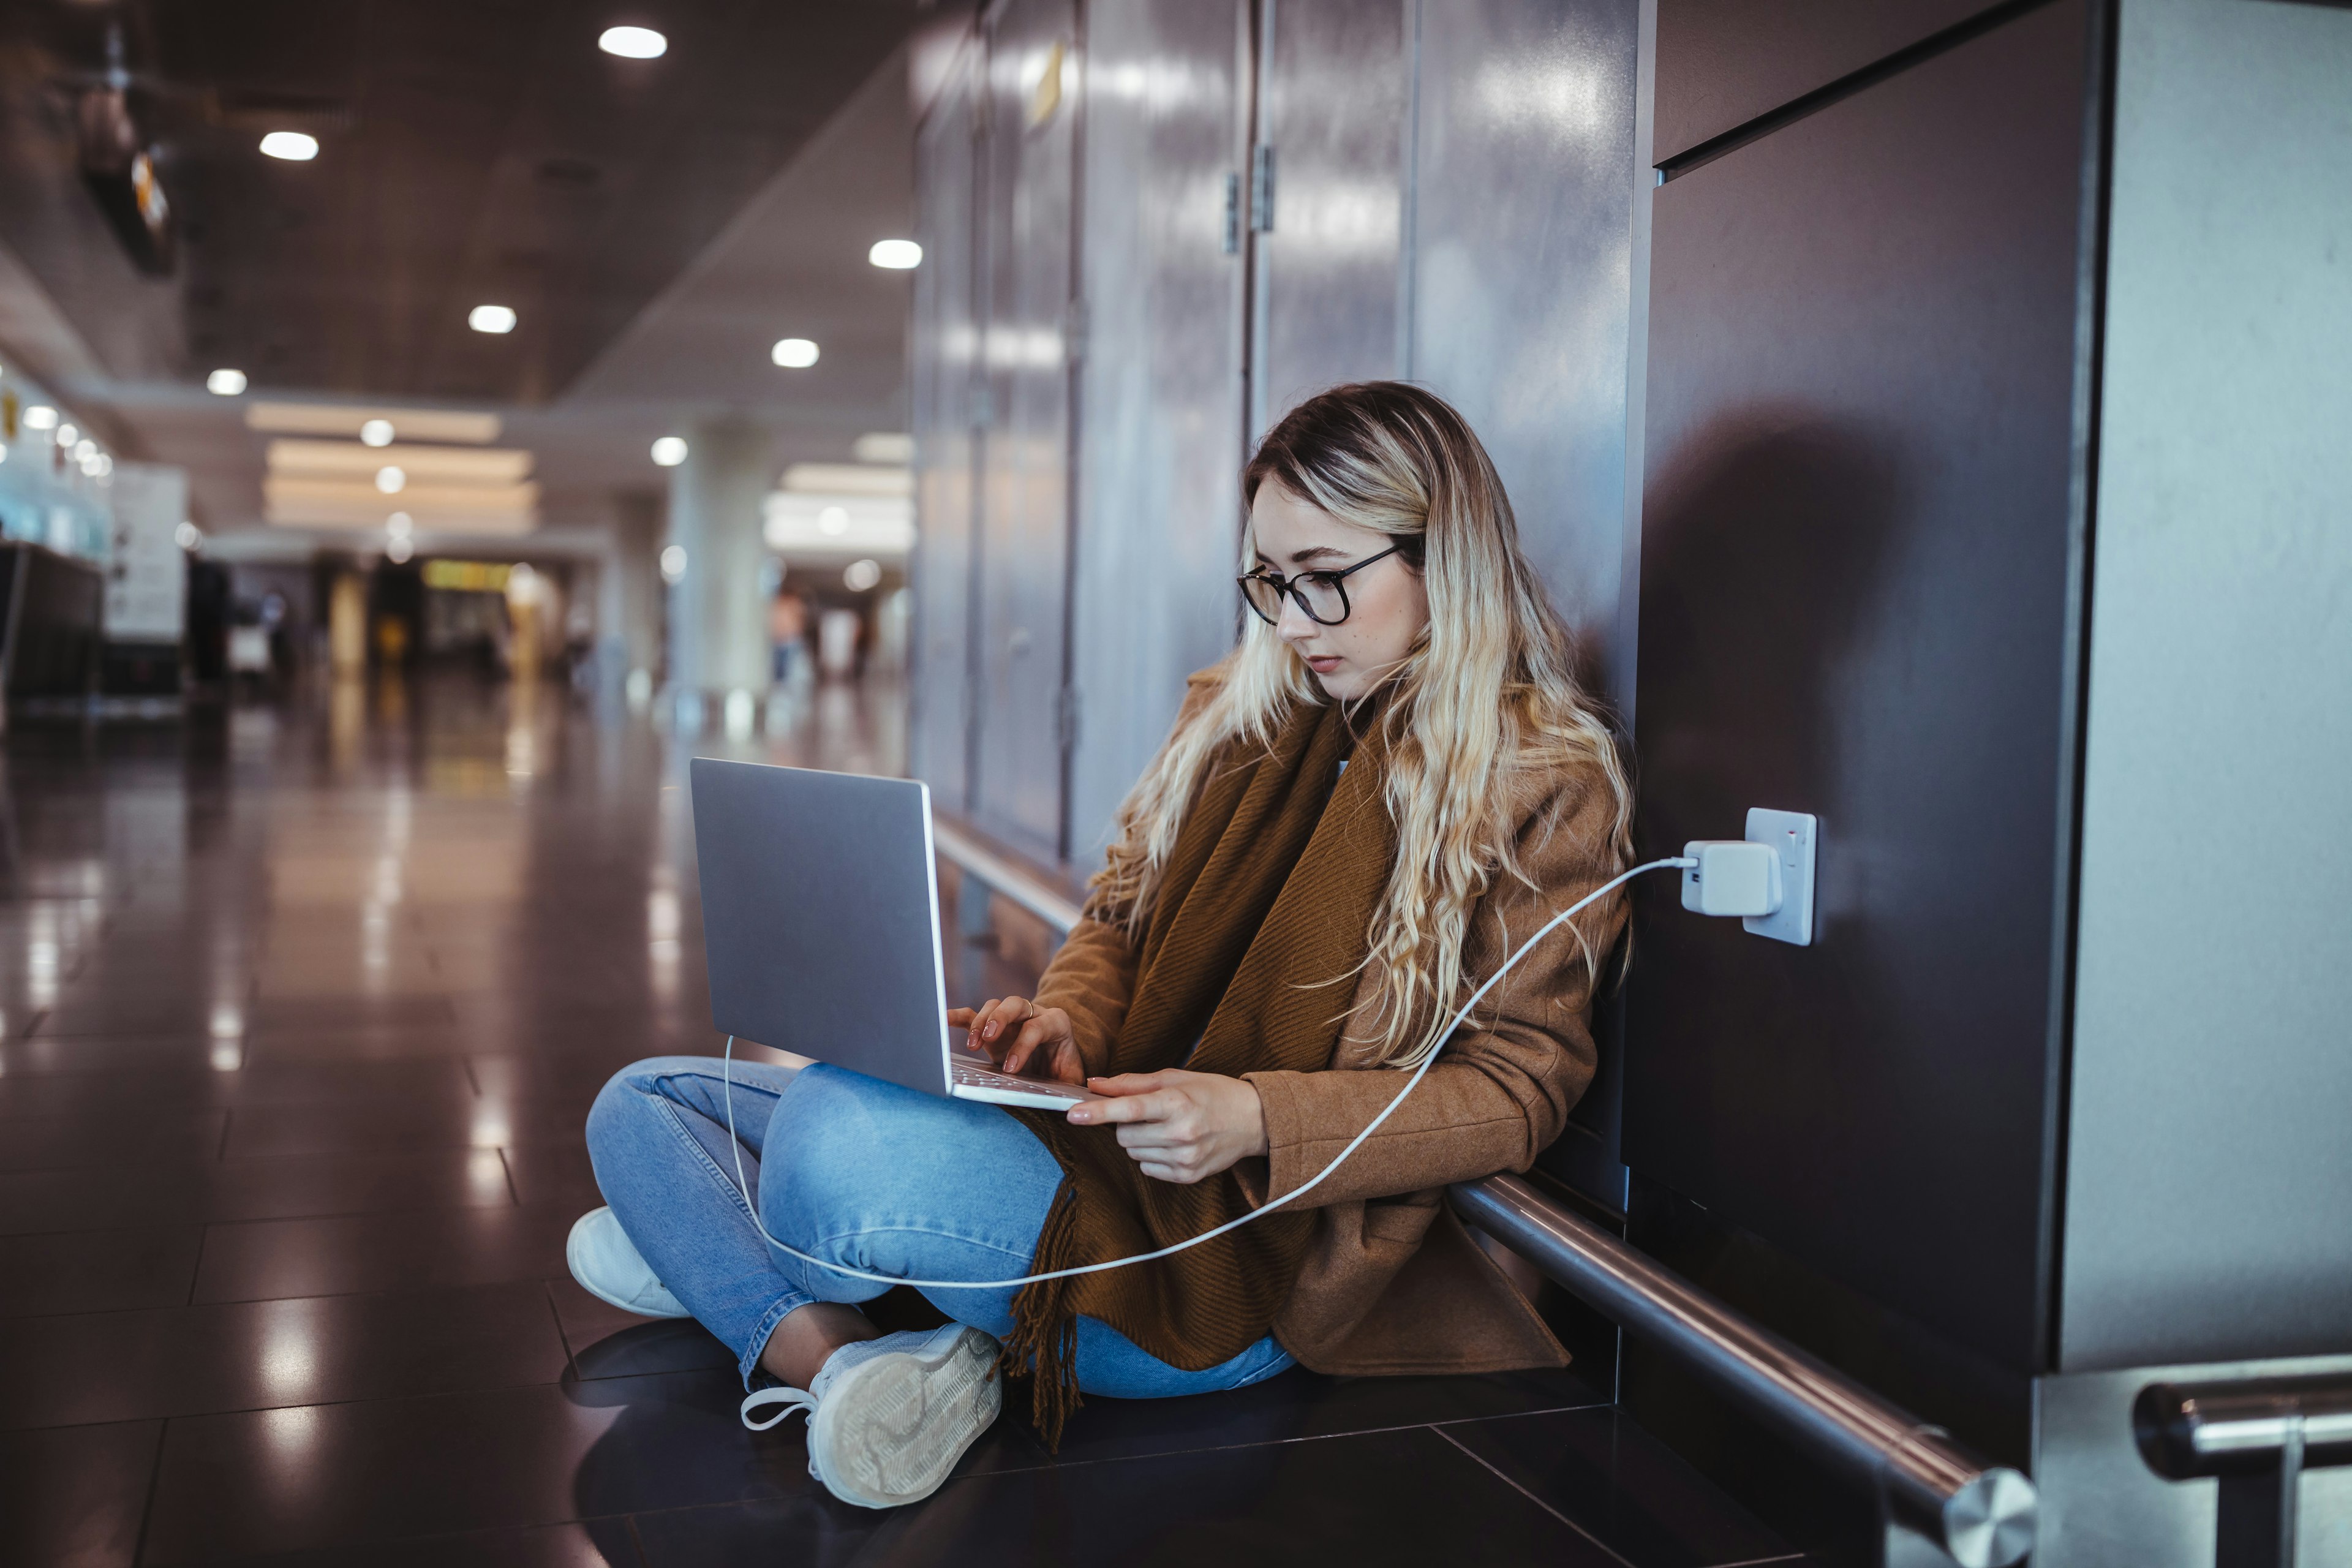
[1248,481,1428,702]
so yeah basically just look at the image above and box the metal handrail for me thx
[1453,1176,2035,1567]
[2135,1370,2352,1568]
[930,813,2038,1568]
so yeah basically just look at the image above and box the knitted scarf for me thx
[1005,693,1399,1445]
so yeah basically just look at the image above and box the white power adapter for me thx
[1681,809,1817,946]
[1681,840,1782,918]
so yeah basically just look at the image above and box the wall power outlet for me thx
[1743,808,1817,946]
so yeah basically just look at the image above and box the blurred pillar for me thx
[664,422,772,718]
[600,490,663,703]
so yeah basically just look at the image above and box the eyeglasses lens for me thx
[1241,573,1346,625]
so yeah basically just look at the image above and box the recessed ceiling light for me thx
[869,239,922,270]
[206,369,248,396]
[175,521,202,551]
[650,435,688,467]
[771,337,818,369]
[21,405,57,430]
[843,558,882,592]
[598,25,667,58]
[469,304,518,334]
[360,419,394,447]
[260,131,318,162]
[659,545,687,582]
[386,536,415,564]
[74,440,96,461]
[386,511,414,538]
[56,423,77,447]
[375,466,406,494]
[818,506,850,536]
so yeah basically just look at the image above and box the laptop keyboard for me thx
[951,1057,1090,1101]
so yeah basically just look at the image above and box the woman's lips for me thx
[1306,655,1343,674]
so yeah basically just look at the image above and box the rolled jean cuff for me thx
[739,1289,812,1387]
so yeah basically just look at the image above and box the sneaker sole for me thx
[808,1325,1001,1508]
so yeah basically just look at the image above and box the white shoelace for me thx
[741,1384,820,1431]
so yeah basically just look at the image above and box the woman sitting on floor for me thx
[568,381,1634,1509]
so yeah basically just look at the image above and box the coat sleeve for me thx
[1031,916,1139,1080]
[1240,766,1626,1210]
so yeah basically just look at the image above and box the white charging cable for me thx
[717,856,1695,1291]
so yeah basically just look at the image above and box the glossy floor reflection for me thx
[0,674,1804,1567]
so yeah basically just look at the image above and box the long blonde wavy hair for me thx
[1091,382,1634,1068]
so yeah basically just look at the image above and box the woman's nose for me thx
[1275,596,1317,642]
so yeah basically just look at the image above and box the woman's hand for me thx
[947,996,1087,1087]
[1065,1070,1268,1185]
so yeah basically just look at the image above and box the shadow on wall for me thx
[1635,407,1909,845]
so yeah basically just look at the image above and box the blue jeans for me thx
[585,1057,1296,1395]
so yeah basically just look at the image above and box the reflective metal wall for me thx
[1063,0,1253,862]
[909,37,983,812]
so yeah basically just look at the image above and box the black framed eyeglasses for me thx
[1238,545,1401,627]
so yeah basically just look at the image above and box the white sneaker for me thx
[740,1324,1002,1509]
[565,1207,690,1318]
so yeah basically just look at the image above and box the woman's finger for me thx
[979,995,1033,1045]
[1075,1088,1182,1126]
[946,1006,976,1028]
[1082,1072,1164,1097]
[1003,1016,1054,1075]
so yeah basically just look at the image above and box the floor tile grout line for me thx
[126,1414,168,1568]
[0,1367,587,1437]
[1426,1396,1615,1430]
[183,1226,209,1308]
[497,1146,524,1205]
[2,1272,589,1323]
[542,1277,582,1379]
[1433,1423,1642,1568]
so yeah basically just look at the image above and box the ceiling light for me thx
[56,424,77,447]
[843,559,882,592]
[771,337,818,369]
[469,304,517,334]
[598,25,667,58]
[659,544,687,582]
[360,419,394,447]
[650,435,688,467]
[375,466,405,494]
[22,405,56,430]
[817,506,850,537]
[175,521,202,551]
[869,239,922,270]
[386,536,415,564]
[206,369,249,396]
[260,131,318,162]
[74,440,96,461]
[386,511,413,538]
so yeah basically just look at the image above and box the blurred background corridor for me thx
[2,1,2348,1565]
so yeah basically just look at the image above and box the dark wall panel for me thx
[1625,0,2092,1374]
[1654,0,2003,162]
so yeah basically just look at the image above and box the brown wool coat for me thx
[1033,677,1628,1378]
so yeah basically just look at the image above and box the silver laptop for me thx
[688,757,1093,1110]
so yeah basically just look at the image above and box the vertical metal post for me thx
[2214,1415,2304,1568]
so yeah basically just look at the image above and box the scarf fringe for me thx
[1000,1174,1084,1450]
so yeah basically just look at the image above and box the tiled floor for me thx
[0,674,1803,1567]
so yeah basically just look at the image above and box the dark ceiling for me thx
[0,0,925,405]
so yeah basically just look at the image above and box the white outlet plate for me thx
[1743,809,1817,946]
